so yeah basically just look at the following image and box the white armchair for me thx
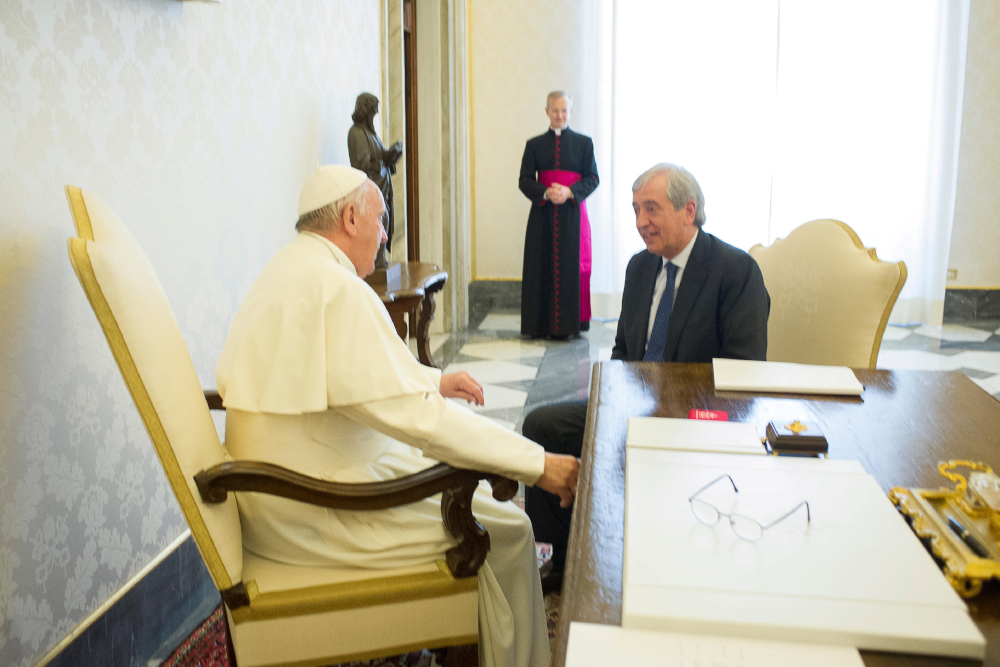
[749,219,906,369]
[65,185,512,667]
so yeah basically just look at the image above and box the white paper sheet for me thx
[712,358,864,395]
[566,622,865,667]
[622,450,985,659]
[627,417,765,455]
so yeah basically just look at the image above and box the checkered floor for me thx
[414,315,1000,433]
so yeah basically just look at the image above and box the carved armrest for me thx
[195,460,518,583]
[204,389,224,411]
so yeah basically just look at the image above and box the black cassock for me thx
[519,128,599,337]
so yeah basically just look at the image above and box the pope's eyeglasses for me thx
[688,474,810,542]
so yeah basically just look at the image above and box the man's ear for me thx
[684,199,697,225]
[341,203,359,238]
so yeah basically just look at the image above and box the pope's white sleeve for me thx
[338,392,546,485]
[420,365,443,388]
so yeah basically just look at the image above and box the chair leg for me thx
[444,642,478,667]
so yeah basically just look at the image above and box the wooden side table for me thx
[365,262,448,368]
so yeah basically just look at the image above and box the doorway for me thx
[404,0,420,261]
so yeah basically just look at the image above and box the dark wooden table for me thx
[554,362,1000,667]
[365,262,447,368]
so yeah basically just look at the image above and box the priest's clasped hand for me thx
[439,371,485,406]
[545,183,574,205]
[536,453,580,508]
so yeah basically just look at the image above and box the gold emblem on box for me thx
[890,460,1000,598]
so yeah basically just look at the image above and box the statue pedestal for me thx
[365,262,402,292]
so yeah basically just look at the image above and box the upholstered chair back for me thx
[65,186,243,592]
[749,219,907,369]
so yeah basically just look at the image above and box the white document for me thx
[622,450,985,659]
[712,358,864,395]
[627,417,765,455]
[566,622,865,667]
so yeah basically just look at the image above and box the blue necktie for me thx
[643,261,678,362]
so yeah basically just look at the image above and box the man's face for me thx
[546,96,571,130]
[355,183,388,277]
[633,172,697,259]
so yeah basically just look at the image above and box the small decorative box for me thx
[765,419,828,455]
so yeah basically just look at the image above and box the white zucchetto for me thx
[298,164,368,216]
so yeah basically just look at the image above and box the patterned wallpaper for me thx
[949,0,1000,287]
[0,2,379,665]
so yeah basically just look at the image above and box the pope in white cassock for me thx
[216,165,579,667]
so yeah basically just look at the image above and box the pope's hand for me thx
[535,453,580,508]
[439,372,485,406]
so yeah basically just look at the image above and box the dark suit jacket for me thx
[612,231,769,362]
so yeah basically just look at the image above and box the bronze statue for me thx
[348,93,402,268]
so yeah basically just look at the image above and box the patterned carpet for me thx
[161,605,228,667]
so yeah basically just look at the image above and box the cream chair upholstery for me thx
[65,186,486,667]
[749,219,906,369]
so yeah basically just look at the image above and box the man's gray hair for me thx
[295,183,369,233]
[546,90,572,107]
[632,163,706,227]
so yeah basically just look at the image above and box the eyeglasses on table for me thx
[688,473,811,542]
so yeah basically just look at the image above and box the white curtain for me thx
[596,0,969,326]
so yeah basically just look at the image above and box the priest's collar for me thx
[549,126,570,136]
[299,231,357,276]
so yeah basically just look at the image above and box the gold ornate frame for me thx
[890,461,1000,598]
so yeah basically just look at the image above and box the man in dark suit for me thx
[524,163,770,592]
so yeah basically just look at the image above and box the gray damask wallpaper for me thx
[0,1,379,664]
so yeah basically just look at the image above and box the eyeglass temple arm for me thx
[762,500,811,529]
[688,474,738,501]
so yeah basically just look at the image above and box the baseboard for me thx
[41,532,219,667]
[944,288,1000,321]
[469,280,521,329]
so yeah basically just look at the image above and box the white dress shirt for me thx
[645,229,699,352]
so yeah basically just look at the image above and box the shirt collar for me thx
[549,126,569,136]
[300,231,358,276]
[663,229,698,272]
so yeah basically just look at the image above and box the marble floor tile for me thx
[478,313,522,331]
[948,351,1000,375]
[460,339,548,360]
[971,374,1000,398]
[430,333,450,354]
[914,324,994,342]
[443,360,537,383]
[876,349,963,371]
[454,384,528,412]
[409,333,450,360]
[955,367,997,380]
[879,325,914,341]
[596,346,613,362]
[493,379,536,392]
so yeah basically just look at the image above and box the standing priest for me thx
[519,91,600,338]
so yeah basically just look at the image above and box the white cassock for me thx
[216,231,551,667]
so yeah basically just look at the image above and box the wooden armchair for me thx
[65,186,513,667]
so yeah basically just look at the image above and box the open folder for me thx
[713,358,864,395]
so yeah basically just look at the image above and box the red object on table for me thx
[688,409,729,421]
